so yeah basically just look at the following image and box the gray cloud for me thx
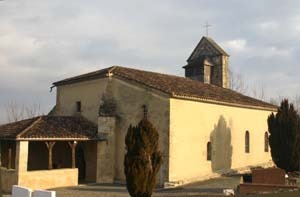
[1,0,300,123]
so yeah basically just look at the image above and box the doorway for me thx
[75,144,86,181]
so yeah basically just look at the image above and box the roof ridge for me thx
[113,66,198,81]
[16,116,42,139]
[52,65,276,110]
[53,66,114,85]
[114,66,235,89]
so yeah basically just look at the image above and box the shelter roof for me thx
[0,116,98,140]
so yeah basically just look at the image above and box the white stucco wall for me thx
[169,98,274,184]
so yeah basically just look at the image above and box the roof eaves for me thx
[187,37,206,62]
[52,66,115,86]
[171,93,277,112]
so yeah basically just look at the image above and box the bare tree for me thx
[229,68,268,101]
[25,103,41,119]
[251,84,266,101]
[293,94,300,112]
[229,69,249,95]
[5,101,24,122]
[269,98,279,106]
[269,94,300,114]
[5,101,42,123]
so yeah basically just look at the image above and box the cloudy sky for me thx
[1,0,300,123]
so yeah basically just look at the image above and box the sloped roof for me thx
[0,116,98,140]
[204,37,229,56]
[53,66,276,110]
[187,37,229,62]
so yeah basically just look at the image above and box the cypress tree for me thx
[268,99,300,172]
[124,118,163,197]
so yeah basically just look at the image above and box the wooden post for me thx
[45,142,56,170]
[68,141,77,168]
[8,148,12,169]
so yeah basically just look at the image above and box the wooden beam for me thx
[45,141,56,170]
[8,147,12,169]
[68,141,77,168]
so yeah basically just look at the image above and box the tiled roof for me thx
[0,116,98,140]
[53,66,277,110]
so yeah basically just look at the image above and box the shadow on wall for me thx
[210,115,233,172]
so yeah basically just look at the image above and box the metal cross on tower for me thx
[203,21,212,37]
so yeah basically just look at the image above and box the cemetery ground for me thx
[52,175,242,197]
[4,174,300,197]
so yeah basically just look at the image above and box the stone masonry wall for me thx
[96,116,116,183]
[1,168,17,193]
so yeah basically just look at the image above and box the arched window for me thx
[207,142,212,161]
[264,132,269,152]
[245,131,250,153]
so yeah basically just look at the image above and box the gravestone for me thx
[12,185,32,197]
[252,168,285,185]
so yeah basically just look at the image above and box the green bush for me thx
[124,118,163,197]
[268,99,300,172]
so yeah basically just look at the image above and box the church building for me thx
[0,37,276,192]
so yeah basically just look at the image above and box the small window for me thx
[76,101,81,112]
[245,131,250,153]
[264,132,269,152]
[207,142,212,161]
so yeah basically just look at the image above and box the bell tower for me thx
[183,37,229,88]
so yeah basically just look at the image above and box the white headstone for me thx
[223,188,235,196]
[12,185,32,197]
[33,190,56,197]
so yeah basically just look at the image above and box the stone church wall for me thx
[53,77,170,186]
[109,78,170,185]
[169,98,274,184]
[54,78,109,124]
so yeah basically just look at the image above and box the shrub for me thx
[124,118,163,197]
[268,99,300,172]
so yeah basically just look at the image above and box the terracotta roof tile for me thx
[53,66,277,110]
[0,116,97,140]
[0,117,39,139]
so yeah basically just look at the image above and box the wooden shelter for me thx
[0,115,103,193]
